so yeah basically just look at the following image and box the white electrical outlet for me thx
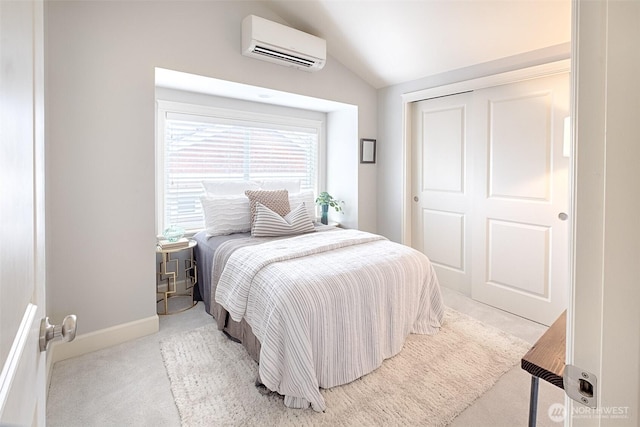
[564,364,598,408]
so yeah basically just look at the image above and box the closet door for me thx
[471,72,570,326]
[411,92,474,295]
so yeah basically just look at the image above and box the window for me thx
[156,101,324,233]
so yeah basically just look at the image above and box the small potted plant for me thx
[315,191,344,225]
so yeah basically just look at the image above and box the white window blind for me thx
[159,106,321,232]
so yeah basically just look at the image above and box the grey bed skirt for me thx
[192,230,262,362]
[212,299,262,363]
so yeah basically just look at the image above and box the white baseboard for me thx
[48,315,159,367]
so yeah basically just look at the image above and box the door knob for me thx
[558,212,569,221]
[39,314,77,352]
[413,196,419,202]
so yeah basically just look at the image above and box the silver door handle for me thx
[39,314,77,352]
[414,196,419,202]
[558,212,569,221]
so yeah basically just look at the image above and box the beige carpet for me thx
[160,308,531,426]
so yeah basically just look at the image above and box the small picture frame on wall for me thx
[360,138,376,164]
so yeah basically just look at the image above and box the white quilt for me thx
[215,229,444,412]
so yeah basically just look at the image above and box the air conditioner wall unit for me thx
[242,15,326,71]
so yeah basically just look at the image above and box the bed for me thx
[192,224,444,412]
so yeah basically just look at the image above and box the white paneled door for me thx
[412,72,570,326]
[0,0,47,424]
[472,74,570,326]
[411,92,474,296]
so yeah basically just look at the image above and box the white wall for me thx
[45,1,376,339]
[327,108,359,228]
[376,43,570,242]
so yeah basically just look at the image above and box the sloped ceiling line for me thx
[264,0,571,89]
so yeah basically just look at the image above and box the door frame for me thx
[400,59,571,247]
[568,0,640,423]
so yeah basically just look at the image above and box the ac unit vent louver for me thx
[242,15,326,72]
[251,45,316,68]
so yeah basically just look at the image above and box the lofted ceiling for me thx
[263,0,571,89]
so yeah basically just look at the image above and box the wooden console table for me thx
[521,310,566,427]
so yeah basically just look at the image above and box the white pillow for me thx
[251,202,315,237]
[200,195,251,237]
[260,179,301,193]
[288,190,316,220]
[201,180,260,196]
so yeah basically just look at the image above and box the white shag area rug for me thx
[160,308,530,426]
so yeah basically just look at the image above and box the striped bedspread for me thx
[215,229,444,412]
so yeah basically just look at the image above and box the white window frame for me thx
[155,100,326,234]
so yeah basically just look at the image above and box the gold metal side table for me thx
[155,239,198,315]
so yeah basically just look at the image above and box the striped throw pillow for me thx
[251,202,315,237]
[289,190,316,221]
